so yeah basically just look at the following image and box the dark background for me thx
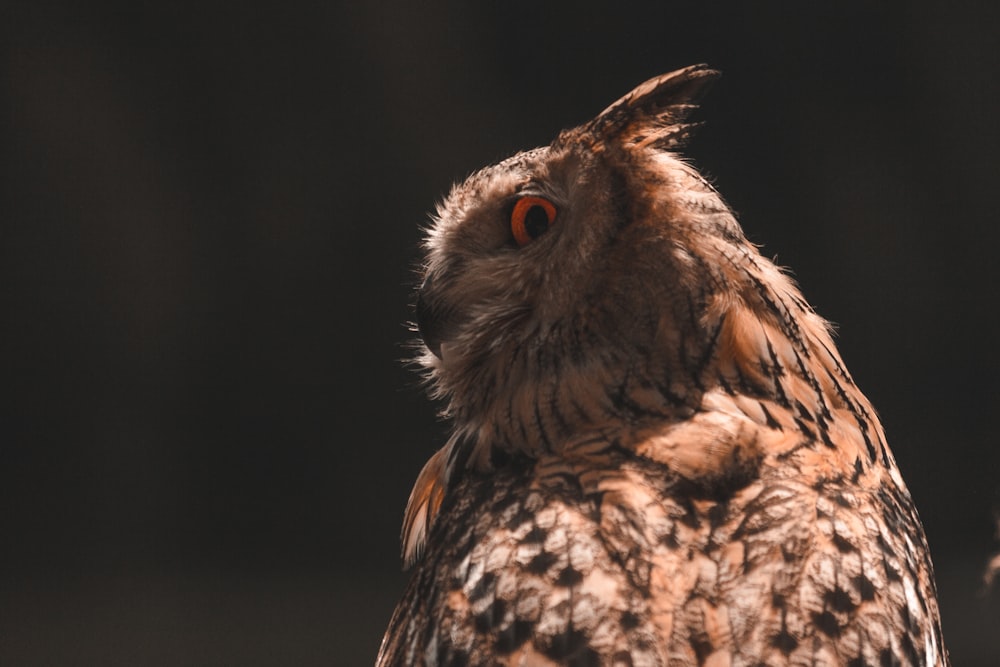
[2,2,998,665]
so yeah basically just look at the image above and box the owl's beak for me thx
[416,277,444,359]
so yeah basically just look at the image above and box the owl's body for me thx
[378,66,947,666]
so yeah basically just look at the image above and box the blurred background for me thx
[1,2,998,665]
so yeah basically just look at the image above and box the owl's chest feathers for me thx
[412,444,922,666]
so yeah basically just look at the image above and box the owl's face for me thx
[413,65,748,463]
[417,144,639,364]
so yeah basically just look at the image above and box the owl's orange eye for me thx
[510,196,557,247]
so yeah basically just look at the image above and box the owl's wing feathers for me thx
[400,445,447,567]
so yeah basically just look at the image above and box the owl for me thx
[377,65,948,666]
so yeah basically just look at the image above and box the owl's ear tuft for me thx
[584,64,720,151]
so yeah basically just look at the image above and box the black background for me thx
[2,2,999,665]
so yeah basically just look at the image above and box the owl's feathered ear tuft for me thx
[584,64,721,151]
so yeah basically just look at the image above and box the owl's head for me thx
[414,64,749,455]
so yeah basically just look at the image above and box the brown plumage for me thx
[378,65,948,666]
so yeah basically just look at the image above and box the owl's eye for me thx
[510,196,558,247]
